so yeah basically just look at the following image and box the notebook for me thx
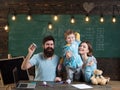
[13,67,36,90]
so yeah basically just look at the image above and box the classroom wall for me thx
[0,30,8,58]
[0,14,119,80]
[97,58,120,80]
[8,14,120,58]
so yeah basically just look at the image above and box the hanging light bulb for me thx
[100,14,104,23]
[85,14,90,22]
[27,14,32,21]
[112,5,116,23]
[26,4,32,21]
[11,10,16,21]
[4,24,9,31]
[70,16,75,24]
[53,15,58,21]
[48,22,52,30]
[27,9,32,21]
[112,15,116,23]
[12,14,16,21]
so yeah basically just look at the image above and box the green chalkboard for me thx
[9,14,120,58]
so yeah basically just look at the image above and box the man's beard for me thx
[44,47,54,57]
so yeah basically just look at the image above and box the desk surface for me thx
[11,81,111,90]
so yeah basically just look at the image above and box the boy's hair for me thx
[42,35,55,44]
[64,29,75,39]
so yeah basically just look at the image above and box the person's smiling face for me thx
[79,42,89,55]
[66,34,75,44]
[43,40,54,57]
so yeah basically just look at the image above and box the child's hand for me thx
[75,32,80,41]
[66,51,72,59]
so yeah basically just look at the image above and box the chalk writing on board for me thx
[84,27,95,43]
[82,27,104,51]
[96,28,104,51]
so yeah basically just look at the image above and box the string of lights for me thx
[4,4,120,31]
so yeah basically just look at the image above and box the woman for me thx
[78,41,97,83]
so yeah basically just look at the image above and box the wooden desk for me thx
[11,81,111,90]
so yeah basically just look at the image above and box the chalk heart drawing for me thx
[83,2,95,13]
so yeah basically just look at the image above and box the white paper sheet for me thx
[72,84,93,89]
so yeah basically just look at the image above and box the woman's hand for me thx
[87,60,94,66]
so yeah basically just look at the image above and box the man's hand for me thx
[28,43,37,55]
[58,64,62,71]
[55,77,62,82]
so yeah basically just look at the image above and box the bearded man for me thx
[21,35,61,81]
